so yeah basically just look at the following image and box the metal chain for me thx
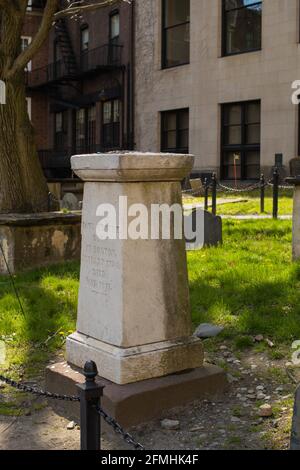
[95,405,145,451]
[0,374,145,450]
[216,181,262,193]
[0,374,80,402]
[267,181,293,190]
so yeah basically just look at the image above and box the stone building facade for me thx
[134,0,300,180]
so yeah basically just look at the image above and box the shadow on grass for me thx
[0,262,80,375]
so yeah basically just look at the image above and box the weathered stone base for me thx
[0,212,81,274]
[66,332,204,385]
[46,361,227,428]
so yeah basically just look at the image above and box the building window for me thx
[102,100,120,149]
[161,108,189,153]
[221,101,261,180]
[80,26,89,71]
[87,106,96,152]
[75,106,96,153]
[109,11,120,43]
[21,36,32,71]
[26,97,32,120]
[162,0,190,69]
[81,26,89,52]
[75,109,85,152]
[222,0,262,56]
[55,111,68,151]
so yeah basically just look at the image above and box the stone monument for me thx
[47,153,225,426]
[66,152,204,384]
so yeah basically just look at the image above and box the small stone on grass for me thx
[67,421,76,430]
[161,419,180,431]
[258,404,273,418]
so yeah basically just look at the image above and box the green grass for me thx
[0,219,298,379]
[0,262,79,377]
[188,219,300,342]
[184,188,293,216]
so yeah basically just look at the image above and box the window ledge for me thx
[220,49,262,59]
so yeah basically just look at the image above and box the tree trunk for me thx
[0,73,49,213]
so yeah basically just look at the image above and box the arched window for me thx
[0,80,6,105]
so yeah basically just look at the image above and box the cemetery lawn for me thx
[0,263,79,379]
[189,218,300,349]
[184,187,293,216]
[0,218,298,379]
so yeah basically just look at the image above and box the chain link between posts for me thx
[0,374,145,450]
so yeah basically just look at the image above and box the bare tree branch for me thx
[54,0,130,20]
[6,0,59,79]
[4,0,131,78]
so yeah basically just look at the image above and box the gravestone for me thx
[190,178,203,196]
[61,192,80,211]
[185,209,222,251]
[66,152,204,385]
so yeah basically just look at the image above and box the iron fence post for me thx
[291,385,300,450]
[260,174,265,214]
[204,178,209,211]
[76,361,104,451]
[273,167,279,220]
[212,173,217,216]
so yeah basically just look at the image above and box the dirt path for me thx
[0,344,298,451]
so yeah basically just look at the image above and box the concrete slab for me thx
[46,361,227,428]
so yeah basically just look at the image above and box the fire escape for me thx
[26,13,124,178]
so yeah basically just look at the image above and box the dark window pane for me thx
[161,108,189,153]
[166,130,177,149]
[246,102,260,123]
[164,0,190,28]
[102,100,120,149]
[162,0,190,68]
[224,1,262,55]
[224,105,242,125]
[245,151,260,179]
[178,109,189,129]
[245,150,260,165]
[178,129,188,149]
[223,152,242,179]
[221,101,261,180]
[164,112,177,131]
[225,125,242,145]
[164,24,190,67]
[246,123,260,144]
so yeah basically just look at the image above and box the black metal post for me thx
[204,178,209,211]
[211,173,217,216]
[291,385,300,450]
[76,361,104,451]
[260,174,265,214]
[273,168,279,220]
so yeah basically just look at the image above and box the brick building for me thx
[25,0,134,179]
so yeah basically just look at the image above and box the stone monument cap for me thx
[71,152,194,182]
